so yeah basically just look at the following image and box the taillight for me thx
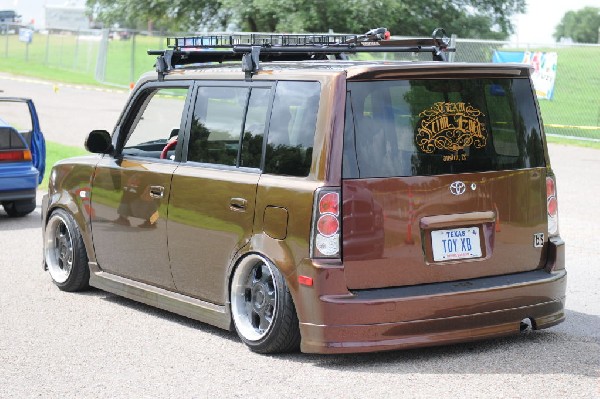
[0,149,31,162]
[546,176,559,236]
[310,188,341,258]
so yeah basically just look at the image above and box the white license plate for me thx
[431,227,482,262]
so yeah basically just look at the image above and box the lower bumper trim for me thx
[300,297,565,354]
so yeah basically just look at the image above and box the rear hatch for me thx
[341,69,549,289]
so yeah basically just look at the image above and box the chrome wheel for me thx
[231,255,278,341]
[45,213,74,284]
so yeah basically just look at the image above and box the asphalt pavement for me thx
[0,73,598,398]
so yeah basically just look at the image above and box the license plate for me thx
[431,227,482,262]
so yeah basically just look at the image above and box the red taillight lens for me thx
[317,214,339,236]
[311,188,341,258]
[546,177,555,197]
[547,197,558,217]
[319,192,339,216]
[0,149,31,161]
[546,176,559,235]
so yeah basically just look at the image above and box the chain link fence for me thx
[1,28,599,141]
[454,38,600,141]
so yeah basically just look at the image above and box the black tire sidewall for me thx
[231,258,300,354]
[2,198,36,217]
[46,209,90,292]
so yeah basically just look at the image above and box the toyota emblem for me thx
[449,181,466,196]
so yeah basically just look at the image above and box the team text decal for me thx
[416,102,487,161]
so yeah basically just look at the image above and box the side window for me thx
[122,87,188,159]
[188,86,268,169]
[264,81,320,177]
[188,86,247,166]
[240,88,270,168]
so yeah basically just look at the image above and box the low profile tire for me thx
[44,209,90,292]
[3,198,36,217]
[230,254,301,354]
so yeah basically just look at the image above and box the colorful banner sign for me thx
[492,50,558,100]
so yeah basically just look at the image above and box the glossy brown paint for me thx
[341,169,548,289]
[90,156,177,289]
[167,165,260,304]
[42,156,99,264]
[41,61,566,354]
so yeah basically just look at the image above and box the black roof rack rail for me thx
[148,27,455,80]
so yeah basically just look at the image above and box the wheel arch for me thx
[44,198,96,266]
[226,242,302,321]
[43,159,99,265]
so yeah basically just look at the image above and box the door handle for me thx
[229,197,247,212]
[149,185,165,199]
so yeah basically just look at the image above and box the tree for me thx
[87,0,525,40]
[554,7,600,43]
[217,0,526,39]
[86,0,229,32]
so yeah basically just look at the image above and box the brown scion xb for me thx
[42,28,565,354]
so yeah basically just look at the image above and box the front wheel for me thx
[230,254,300,354]
[44,209,90,292]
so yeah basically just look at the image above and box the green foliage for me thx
[42,141,88,188]
[86,0,229,32]
[554,7,600,43]
[87,0,524,39]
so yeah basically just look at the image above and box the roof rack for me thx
[148,28,455,80]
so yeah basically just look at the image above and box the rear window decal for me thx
[416,102,487,161]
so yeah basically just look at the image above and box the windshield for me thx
[343,78,545,178]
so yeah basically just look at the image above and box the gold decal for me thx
[416,102,487,161]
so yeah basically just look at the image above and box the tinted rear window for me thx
[0,127,26,150]
[343,78,545,178]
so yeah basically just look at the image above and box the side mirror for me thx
[85,130,113,154]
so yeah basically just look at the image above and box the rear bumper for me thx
[296,239,566,354]
[0,164,38,201]
[0,188,36,201]
[301,297,564,354]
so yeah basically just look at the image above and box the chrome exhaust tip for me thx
[520,318,533,333]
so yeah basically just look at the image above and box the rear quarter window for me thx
[264,81,320,177]
[343,78,545,178]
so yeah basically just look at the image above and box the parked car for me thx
[42,28,565,354]
[0,10,20,34]
[0,97,45,217]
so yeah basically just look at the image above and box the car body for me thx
[0,10,20,33]
[42,31,565,354]
[0,97,45,217]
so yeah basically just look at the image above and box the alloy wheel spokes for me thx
[244,263,276,333]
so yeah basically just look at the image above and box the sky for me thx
[510,0,599,44]
[0,0,598,44]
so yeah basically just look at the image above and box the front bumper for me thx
[295,239,566,354]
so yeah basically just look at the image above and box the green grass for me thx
[547,135,600,149]
[0,33,162,87]
[533,47,600,129]
[42,141,88,188]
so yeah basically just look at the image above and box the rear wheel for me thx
[2,198,36,217]
[230,254,300,354]
[44,209,90,292]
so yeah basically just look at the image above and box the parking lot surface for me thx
[0,74,598,398]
